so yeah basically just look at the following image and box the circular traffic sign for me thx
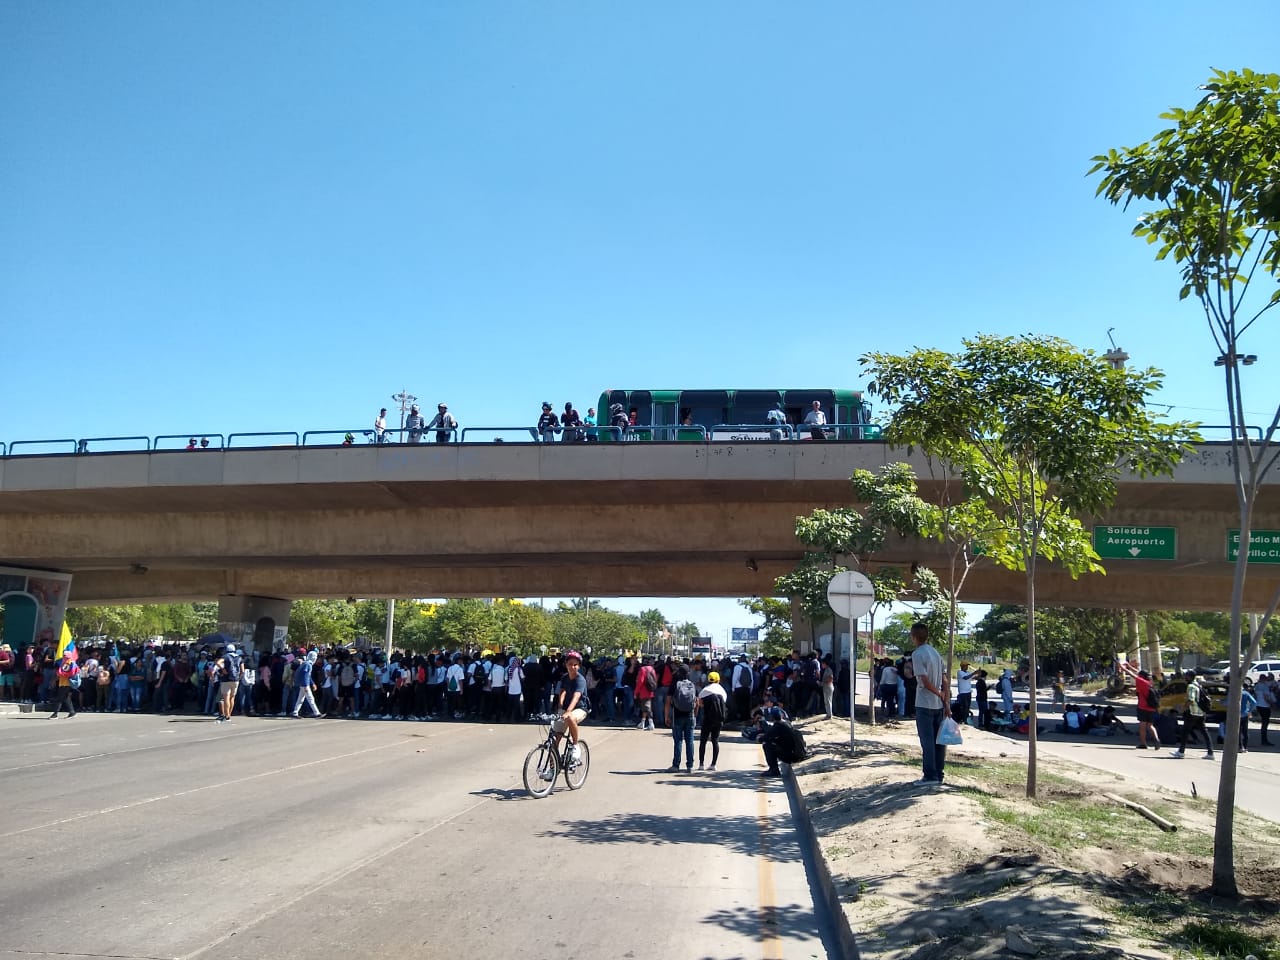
[826,570,874,620]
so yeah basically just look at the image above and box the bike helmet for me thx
[564,650,582,663]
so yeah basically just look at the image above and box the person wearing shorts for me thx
[1119,661,1159,749]
[217,644,242,724]
[553,651,589,764]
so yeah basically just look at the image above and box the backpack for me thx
[1146,685,1161,709]
[224,653,242,682]
[673,679,697,713]
[779,724,808,763]
[340,664,355,687]
[67,665,82,690]
[804,659,821,684]
[448,672,459,693]
[642,666,657,693]
[1197,687,1213,713]
[701,691,726,725]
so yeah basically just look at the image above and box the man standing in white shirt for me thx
[803,400,828,440]
[910,623,950,786]
[374,408,388,443]
[954,661,975,725]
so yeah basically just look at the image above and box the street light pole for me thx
[391,389,418,438]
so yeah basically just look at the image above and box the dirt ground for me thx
[788,716,1280,960]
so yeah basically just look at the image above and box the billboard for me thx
[731,627,759,646]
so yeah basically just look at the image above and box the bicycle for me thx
[523,713,590,797]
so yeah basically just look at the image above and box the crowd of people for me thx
[0,637,851,736]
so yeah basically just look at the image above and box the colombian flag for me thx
[55,621,78,663]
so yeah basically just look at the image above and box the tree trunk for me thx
[866,609,877,728]
[1145,618,1163,681]
[1125,610,1141,667]
[1025,560,1038,799]
[1212,515,1251,898]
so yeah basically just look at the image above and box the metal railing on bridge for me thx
[0,419,919,456]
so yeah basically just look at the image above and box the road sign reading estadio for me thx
[827,570,875,620]
[1227,529,1280,564]
[1092,525,1177,560]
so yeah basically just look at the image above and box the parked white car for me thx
[1203,658,1280,683]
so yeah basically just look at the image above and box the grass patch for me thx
[966,789,1208,857]
[1180,920,1277,960]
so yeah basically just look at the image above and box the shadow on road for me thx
[697,899,817,952]
[540,810,801,860]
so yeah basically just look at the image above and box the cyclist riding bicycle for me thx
[554,650,589,763]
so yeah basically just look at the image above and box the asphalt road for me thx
[0,711,839,960]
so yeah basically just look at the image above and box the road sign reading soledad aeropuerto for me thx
[1092,525,1177,560]
[1227,529,1280,563]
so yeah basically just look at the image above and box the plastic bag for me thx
[936,717,964,746]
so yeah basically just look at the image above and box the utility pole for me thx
[384,599,395,657]
[391,388,418,437]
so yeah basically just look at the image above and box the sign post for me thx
[827,570,875,752]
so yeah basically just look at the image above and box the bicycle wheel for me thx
[564,740,590,790]
[523,743,559,798]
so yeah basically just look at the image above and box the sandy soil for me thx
[788,716,1280,960]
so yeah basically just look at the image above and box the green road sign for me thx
[1093,525,1177,560]
[1227,529,1280,563]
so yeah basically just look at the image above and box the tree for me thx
[433,599,498,651]
[637,608,666,655]
[776,464,942,733]
[865,335,1195,797]
[738,597,793,657]
[289,599,355,648]
[1091,68,1280,896]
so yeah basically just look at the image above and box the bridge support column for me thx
[218,595,292,654]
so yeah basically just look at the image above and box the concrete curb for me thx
[783,762,860,960]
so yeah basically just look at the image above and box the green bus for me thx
[594,388,880,441]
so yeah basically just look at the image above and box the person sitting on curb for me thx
[758,707,808,778]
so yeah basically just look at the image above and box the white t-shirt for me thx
[446,663,465,691]
[489,662,506,688]
[506,661,523,696]
[957,669,974,695]
[880,665,899,687]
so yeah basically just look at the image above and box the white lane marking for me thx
[0,735,430,840]
[0,725,281,774]
[180,796,493,960]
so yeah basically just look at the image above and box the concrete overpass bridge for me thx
[0,442,1277,630]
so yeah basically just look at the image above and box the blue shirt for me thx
[294,660,314,688]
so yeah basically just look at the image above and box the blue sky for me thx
[3,2,1277,640]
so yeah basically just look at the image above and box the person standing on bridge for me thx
[405,405,425,443]
[803,400,828,440]
[374,408,388,443]
[427,403,457,443]
[536,402,559,443]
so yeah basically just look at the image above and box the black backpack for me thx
[804,659,821,684]
[701,692,726,725]
[779,723,808,763]
[1146,685,1161,709]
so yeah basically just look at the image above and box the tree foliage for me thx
[1091,67,1280,897]
[864,334,1196,798]
[738,597,793,657]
